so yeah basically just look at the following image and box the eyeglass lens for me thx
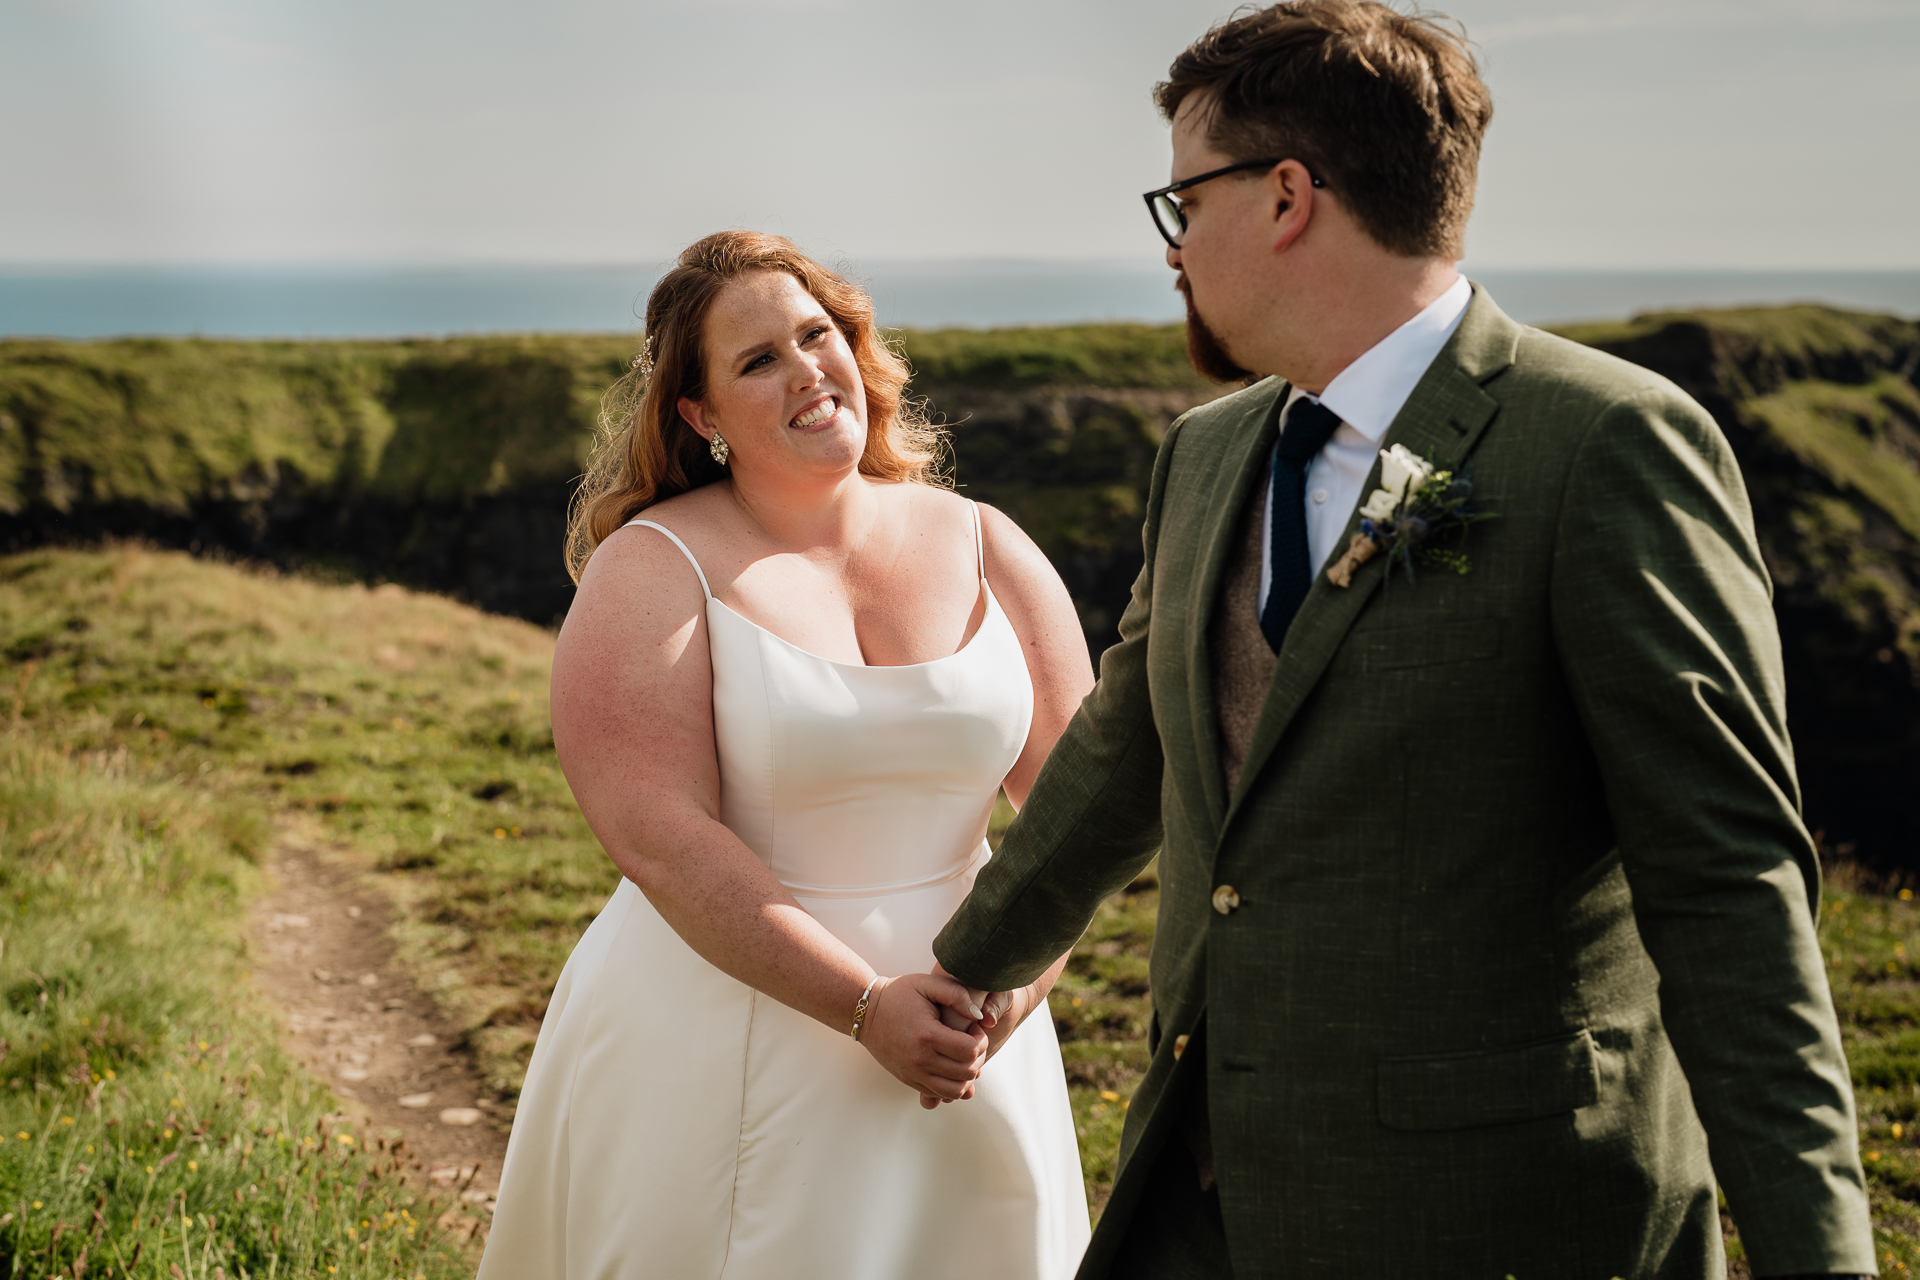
[1151,195,1185,246]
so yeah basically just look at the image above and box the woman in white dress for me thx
[477,231,1095,1280]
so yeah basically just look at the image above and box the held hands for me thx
[856,973,990,1111]
[919,963,1037,1108]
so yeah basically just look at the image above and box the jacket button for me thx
[1212,885,1240,915]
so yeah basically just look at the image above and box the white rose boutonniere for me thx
[1358,487,1399,523]
[1327,447,1495,588]
[1378,443,1434,502]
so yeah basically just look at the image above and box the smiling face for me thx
[678,269,869,482]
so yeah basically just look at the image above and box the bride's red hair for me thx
[565,231,945,583]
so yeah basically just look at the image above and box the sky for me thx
[2,0,1915,271]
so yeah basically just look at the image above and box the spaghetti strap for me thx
[969,502,985,581]
[625,518,713,599]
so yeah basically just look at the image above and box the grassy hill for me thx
[7,306,1920,864]
[0,548,504,1276]
[7,545,1920,1275]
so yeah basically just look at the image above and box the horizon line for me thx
[3,260,1919,276]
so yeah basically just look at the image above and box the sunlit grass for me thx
[15,543,1920,1259]
[0,545,617,1102]
[0,732,473,1276]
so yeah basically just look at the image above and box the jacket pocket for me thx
[1376,1028,1599,1131]
[1332,617,1502,675]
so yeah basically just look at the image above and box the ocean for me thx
[2,263,1916,340]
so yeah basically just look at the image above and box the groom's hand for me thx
[932,962,1015,1029]
[859,973,988,1110]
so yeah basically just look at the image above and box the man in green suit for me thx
[933,3,1874,1276]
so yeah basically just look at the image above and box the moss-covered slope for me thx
[0,335,633,623]
[6,307,1920,865]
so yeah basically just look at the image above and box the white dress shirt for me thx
[1259,275,1473,612]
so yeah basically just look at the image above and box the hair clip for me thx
[632,334,655,381]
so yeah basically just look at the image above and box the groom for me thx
[935,3,1874,1277]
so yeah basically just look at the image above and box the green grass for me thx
[1049,872,1156,1214]
[1746,374,1920,544]
[0,546,616,1104]
[1550,303,1919,386]
[899,324,1208,390]
[1817,870,1920,1275]
[0,663,478,1273]
[12,543,1920,1259]
[991,793,1156,1214]
[0,326,1207,523]
[0,336,635,517]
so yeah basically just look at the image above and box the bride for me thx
[477,231,1095,1279]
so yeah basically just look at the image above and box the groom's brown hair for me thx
[1156,0,1492,259]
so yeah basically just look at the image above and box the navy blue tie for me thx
[1259,397,1345,652]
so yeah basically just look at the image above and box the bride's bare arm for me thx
[978,504,1098,811]
[553,525,988,1100]
[932,507,1096,1053]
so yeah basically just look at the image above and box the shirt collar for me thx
[1281,275,1472,444]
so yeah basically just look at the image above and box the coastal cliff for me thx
[4,306,1918,866]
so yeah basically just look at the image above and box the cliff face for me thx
[5,309,1920,867]
[0,335,629,623]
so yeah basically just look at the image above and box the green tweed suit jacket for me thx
[934,287,1874,1278]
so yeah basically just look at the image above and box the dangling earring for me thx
[709,432,730,465]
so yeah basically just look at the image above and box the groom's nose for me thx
[1166,245,1183,272]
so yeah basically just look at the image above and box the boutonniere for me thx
[1326,444,1495,587]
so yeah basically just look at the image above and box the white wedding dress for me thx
[478,505,1090,1280]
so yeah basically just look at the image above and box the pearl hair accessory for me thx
[631,334,654,381]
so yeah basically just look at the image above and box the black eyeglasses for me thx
[1142,159,1326,249]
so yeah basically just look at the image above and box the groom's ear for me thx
[1265,158,1318,255]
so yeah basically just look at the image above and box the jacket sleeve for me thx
[1549,388,1873,1276]
[931,421,1184,993]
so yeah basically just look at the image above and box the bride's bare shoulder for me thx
[884,479,974,525]
[570,498,727,633]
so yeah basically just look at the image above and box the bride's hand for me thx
[920,957,1071,1105]
[859,974,989,1110]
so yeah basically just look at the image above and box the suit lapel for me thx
[1185,383,1286,836]
[1220,286,1523,830]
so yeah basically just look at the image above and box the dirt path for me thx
[248,819,509,1237]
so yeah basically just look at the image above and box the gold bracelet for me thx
[850,976,882,1042]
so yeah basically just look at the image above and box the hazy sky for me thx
[3,0,1914,270]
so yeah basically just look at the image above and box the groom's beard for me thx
[1177,272,1253,384]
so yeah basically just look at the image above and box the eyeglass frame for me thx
[1142,158,1326,249]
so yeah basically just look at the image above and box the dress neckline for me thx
[705,582,1006,673]
[625,506,1002,674]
